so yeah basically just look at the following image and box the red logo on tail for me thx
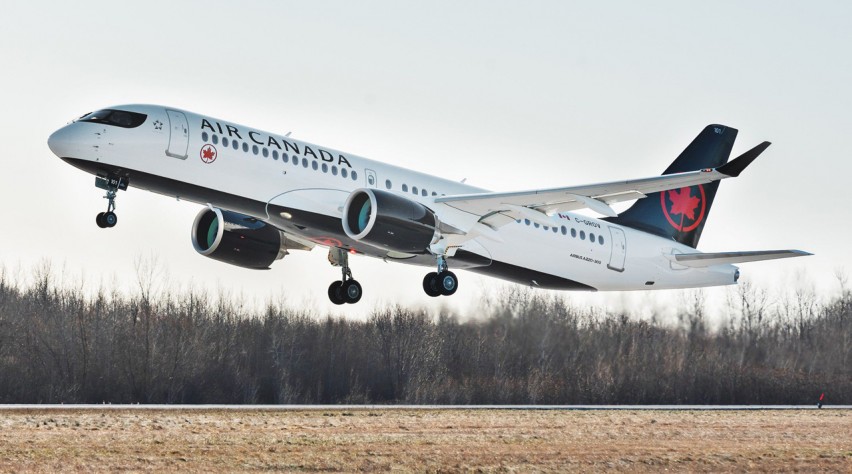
[661,185,706,232]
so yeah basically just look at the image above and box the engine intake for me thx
[191,207,286,269]
[342,189,438,254]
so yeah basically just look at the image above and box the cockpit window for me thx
[78,109,147,128]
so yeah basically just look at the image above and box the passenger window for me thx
[202,132,209,142]
[544,226,549,231]
[332,166,338,176]
[524,219,530,225]
[385,179,392,189]
[402,184,409,192]
[571,228,577,238]
[302,158,308,168]
[561,226,567,235]
[412,186,418,195]
[534,223,540,228]
[262,148,269,158]
[432,192,437,196]
[312,161,318,170]
[322,163,328,173]
[552,227,558,233]
[341,168,348,178]
[273,150,279,160]
[351,171,358,180]
[580,231,586,240]
[252,145,259,155]
[242,143,249,152]
[223,137,229,147]
[422,189,427,197]
[232,140,238,150]
[599,236,605,246]
[590,233,595,243]
[212,135,219,145]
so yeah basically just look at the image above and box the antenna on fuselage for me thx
[460,178,467,183]
[285,132,292,137]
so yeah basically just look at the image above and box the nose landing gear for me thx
[94,175,127,229]
[327,248,362,305]
[96,211,117,228]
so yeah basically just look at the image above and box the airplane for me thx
[47,105,810,305]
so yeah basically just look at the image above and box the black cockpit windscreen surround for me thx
[78,109,147,128]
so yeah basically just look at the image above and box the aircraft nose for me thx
[47,125,75,158]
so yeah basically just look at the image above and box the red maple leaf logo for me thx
[200,145,217,163]
[667,187,700,220]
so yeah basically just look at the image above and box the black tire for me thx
[96,212,106,228]
[328,281,345,305]
[422,272,441,297]
[437,271,458,296]
[342,280,362,304]
[104,211,118,228]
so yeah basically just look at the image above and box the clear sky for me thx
[0,1,848,318]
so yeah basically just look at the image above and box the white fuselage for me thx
[48,104,738,292]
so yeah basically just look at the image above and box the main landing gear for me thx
[94,175,126,229]
[327,248,362,305]
[422,255,458,297]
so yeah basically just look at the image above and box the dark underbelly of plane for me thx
[61,158,595,291]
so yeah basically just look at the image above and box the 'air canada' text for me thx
[201,119,352,168]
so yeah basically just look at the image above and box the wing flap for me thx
[673,250,812,268]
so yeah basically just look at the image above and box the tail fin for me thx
[606,125,737,248]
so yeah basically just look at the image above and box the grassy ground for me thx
[0,408,849,472]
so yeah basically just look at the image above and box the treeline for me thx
[0,264,848,404]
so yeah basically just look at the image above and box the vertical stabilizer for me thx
[606,125,737,248]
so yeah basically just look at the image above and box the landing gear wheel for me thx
[437,271,458,296]
[423,272,441,297]
[103,211,118,228]
[327,248,363,305]
[328,281,345,305]
[342,280,362,304]
[94,175,125,229]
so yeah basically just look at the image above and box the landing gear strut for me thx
[423,254,458,297]
[94,175,126,229]
[327,248,362,305]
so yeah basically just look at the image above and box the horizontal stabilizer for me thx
[673,249,812,268]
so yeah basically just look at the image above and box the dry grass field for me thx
[0,408,849,472]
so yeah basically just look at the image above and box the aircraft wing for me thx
[672,250,812,268]
[435,142,769,230]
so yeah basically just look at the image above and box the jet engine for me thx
[191,207,287,269]
[342,189,439,254]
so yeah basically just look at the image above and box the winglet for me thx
[717,141,771,177]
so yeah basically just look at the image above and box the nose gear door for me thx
[165,110,189,159]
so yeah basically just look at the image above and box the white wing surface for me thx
[436,142,768,230]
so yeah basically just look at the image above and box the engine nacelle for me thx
[342,189,439,254]
[191,207,287,269]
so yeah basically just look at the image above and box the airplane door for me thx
[165,110,189,159]
[365,169,378,188]
[607,226,626,272]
